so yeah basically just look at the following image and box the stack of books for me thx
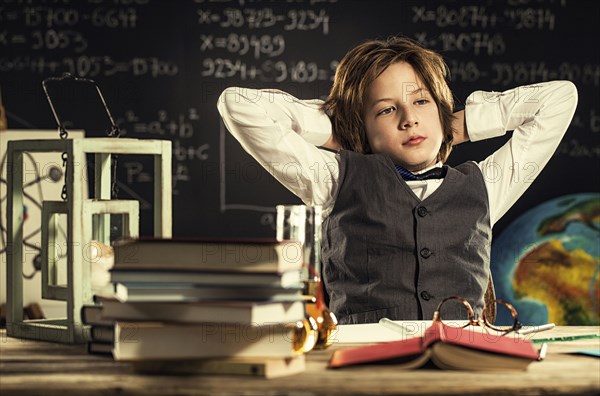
[80,301,114,356]
[81,239,117,356]
[97,237,308,378]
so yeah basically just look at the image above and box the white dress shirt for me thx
[217,81,577,226]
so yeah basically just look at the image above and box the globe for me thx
[491,193,600,326]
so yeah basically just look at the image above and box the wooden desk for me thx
[1,327,599,395]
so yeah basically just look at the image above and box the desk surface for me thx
[1,326,599,396]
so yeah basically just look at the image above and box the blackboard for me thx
[1,0,598,239]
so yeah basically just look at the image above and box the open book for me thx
[329,322,541,371]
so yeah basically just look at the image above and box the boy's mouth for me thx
[403,135,426,146]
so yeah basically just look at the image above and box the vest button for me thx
[420,248,432,258]
[420,291,432,301]
[417,206,428,217]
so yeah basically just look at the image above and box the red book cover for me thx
[329,322,540,370]
[424,322,540,360]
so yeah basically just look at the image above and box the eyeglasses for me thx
[432,296,522,335]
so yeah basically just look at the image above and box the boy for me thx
[217,37,577,324]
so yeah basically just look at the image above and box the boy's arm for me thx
[465,81,578,226]
[217,87,339,208]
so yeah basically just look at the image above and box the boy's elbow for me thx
[217,87,264,119]
[560,80,578,96]
[216,87,242,115]
[558,80,578,111]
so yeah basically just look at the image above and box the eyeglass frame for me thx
[432,296,522,334]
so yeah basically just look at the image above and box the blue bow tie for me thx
[395,165,448,181]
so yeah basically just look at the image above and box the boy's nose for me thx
[399,115,418,130]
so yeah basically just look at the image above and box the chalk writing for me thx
[503,7,556,30]
[491,62,600,86]
[200,58,336,82]
[21,6,138,29]
[0,55,178,77]
[411,4,558,30]
[415,31,506,55]
[116,108,210,194]
[200,33,286,59]
[197,7,330,35]
[557,139,600,158]
[412,5,498,28]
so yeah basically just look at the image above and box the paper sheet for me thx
[330,320,509,344]
[331,321,435,344]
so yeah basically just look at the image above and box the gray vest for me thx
[321,151,491,324]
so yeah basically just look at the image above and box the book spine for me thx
[113,322,299,360]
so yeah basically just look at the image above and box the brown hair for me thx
[322,36,455,162]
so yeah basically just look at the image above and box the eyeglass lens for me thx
[483,299,520,333]
[436,296,473,328]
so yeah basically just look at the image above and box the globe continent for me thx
[491,193,600,326]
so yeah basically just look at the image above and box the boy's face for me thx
[363,61,443,172]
